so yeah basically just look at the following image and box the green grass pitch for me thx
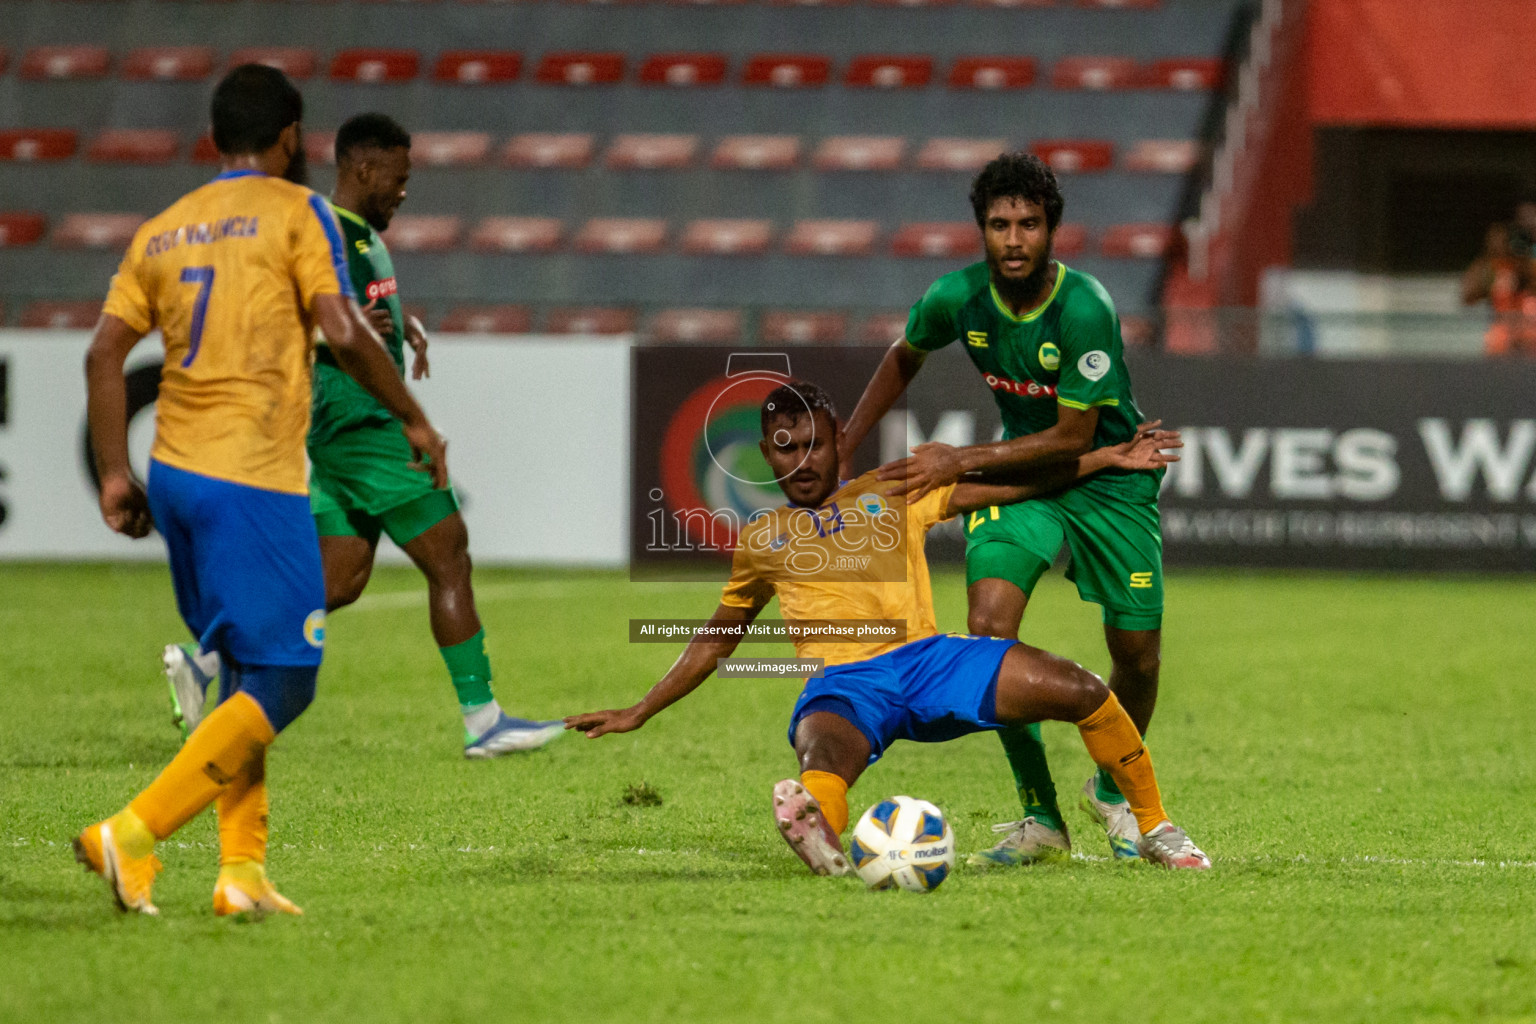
[2,563,1534,1023]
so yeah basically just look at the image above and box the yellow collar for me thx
[989,263,1065,323]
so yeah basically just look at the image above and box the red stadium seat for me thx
[1076,0,1159,8]
[20,46,110,81]
[606,134,699,170]
[20,300,101,329]
[761,310,847,345]
[679,219,773,256]
[970,0,1054,7]
[1031,139,1114,173]
[87,129,180,165]
[768,0,853,6]
[305,131,337,167]
[573,218,668,254]
[191,135,219,164]
[1051,56,1139,90]
[1144,57,1226,91]
[813,136,905,172]
[501,133,596,169]
[438,305,534,333]
[914,137,1006,172]
[0,50,8,77]
[0,212,47,247]
[891,222,981,259]
[859,311,909,344]
[1120,313,1155,347]
[469,217,564,253]
[948,56,1036,90]
[545,307,638,335]
[784,220,879,257]
[227,48,318,80]
[648,309,742,344]
[742,54,830,88]
[0,129,78,162]
[1101,222,1173,258]
[637,53,728,87]
[412,132,492,167]
[121,47,215,82]
[534,52,625,86]
[711,135,801,171]
[1052,223,1089,258]
[381,215,462,252]
[1123,139,1200,173]
[52,213,146,249]
[329,49,420,84]
[868,0,957,6]
[432,51,522,84]
[844,55,932,89]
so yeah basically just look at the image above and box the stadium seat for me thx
[1143,57,1225,91]
[573,218,668,254]
[86,129,180,165]
[305,131,337,167]
[844,56,932,89]
[501,133,596,169]
[1123,139,1199,173]
[914,137,1006,172]
[679,218,773,255]
[329,49,420,84]
[647,308,742,344]
[606,134,699,170]
[0,212,47,248]
[1052,222,1089,257]
[19,46,110,81]
[859,311,909,344]
[0,129,78,162]
[1101,222,1173,258]
[784,220,879,256]
[742,54,831,88]
[1120,313,1155,347]
[121,47,215,82]
[868,0,957,6]
[52,214,146,249]
[468,216,564,253]
[891,222,981,259]
[0,50,7,77]
[760,310,847,344]
[227,47,317,80]
[637,53,728,87]
[812,136,905,172]
[412,132,492,167]
[432,51,522,84]
[534,52,625,86]
[768,0,853,6]
[948,57,1036,90]
[381,216,462,253]
[710,135,801,171]
[545,306,637,335]
[1031,140,1114,173]
[970,0,1054,7]
[1076,0,1160,8]
[438,305,534,333]
[1051,56,1139,90]
[19,300,101,329]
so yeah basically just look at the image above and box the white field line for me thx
[350,579,718,612]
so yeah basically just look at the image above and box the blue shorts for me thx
[787,633,1017,763]
[148,460,326,668]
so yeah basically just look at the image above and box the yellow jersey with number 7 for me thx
[102,169,353,494]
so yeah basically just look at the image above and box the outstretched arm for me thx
[565,601,765,737]
[945,426,1181,517]
[881,403,1098,501]
[838,339,927,477]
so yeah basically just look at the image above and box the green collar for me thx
[329,201,371,231]
[989,262,1065,323]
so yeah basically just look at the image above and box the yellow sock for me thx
[800,770,849,834]
[217,746,269,866]
[129,692,275,840]
[1075,693,1169,834]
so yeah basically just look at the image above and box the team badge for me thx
[1078,350,1111,381]
[303,609,326,649]
[1038,342,1060,371]
[856,493,886,516]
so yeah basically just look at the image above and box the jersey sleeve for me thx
[719,532,774,609]
[903,275,962,352]
[907,482,959,531]
[1054,285,1121,411]
[289,192,355,311]
[101,236,154,335]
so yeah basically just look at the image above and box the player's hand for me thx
[363,296,393,337]
[405,315,430,380]
[835,424,855,481]
[1108,420,1182,471]
[403,419,450,489]
[564,706,648,738]
[876,442,966,500]
[99,473,153,539]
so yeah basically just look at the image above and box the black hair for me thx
[760,380,836,436]
[211,64,304,156]
[335,113,412,164]
[969,151,1064,231]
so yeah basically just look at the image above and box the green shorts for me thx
[963,486,1163,631]
[308,419,459,547]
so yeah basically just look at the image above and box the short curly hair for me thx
[969,152,1064,231]
[760,380,836,436]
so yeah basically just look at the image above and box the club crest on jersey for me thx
[856,493,886,516]
[966,331,988,348]
[1038,342,1060,371]
[1078,350,1111,381]
[303,610,326,648]
[365,277,398,301]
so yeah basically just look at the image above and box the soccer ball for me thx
[848,796,956,892]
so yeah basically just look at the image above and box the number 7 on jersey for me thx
[178,266,215,367]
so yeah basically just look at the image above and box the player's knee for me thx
[968,607,1018,640]
[1113,643,1161,685]
[327,572,367,611]
[239,664,317,734]
[1063,664,1111,720]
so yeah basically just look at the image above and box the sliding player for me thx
[77,65,449,916]
[838,153,1167,866]
[566,382,1208,874]
[165,112,560,757]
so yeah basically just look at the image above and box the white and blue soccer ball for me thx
[848,795,956,892]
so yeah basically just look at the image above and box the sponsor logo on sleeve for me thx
[1078,350,1111,381]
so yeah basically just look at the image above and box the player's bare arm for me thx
[405,313,430,380]
[84,313,154,538]
[881,403,1099,501]
[565,600,765,737]
[837,338,927,477]
[944,426,1180,518]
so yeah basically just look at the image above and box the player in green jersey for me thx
[162,113,561,758]
[840,152,1167,865]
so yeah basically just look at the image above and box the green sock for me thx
[440,629,495,709]
[1094,767,1126,804]
[997,723,1064,831]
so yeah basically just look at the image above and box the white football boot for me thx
[1079,776,1142,860]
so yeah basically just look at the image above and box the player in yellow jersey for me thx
[74,65,449,917]
[566,381,1210,874]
